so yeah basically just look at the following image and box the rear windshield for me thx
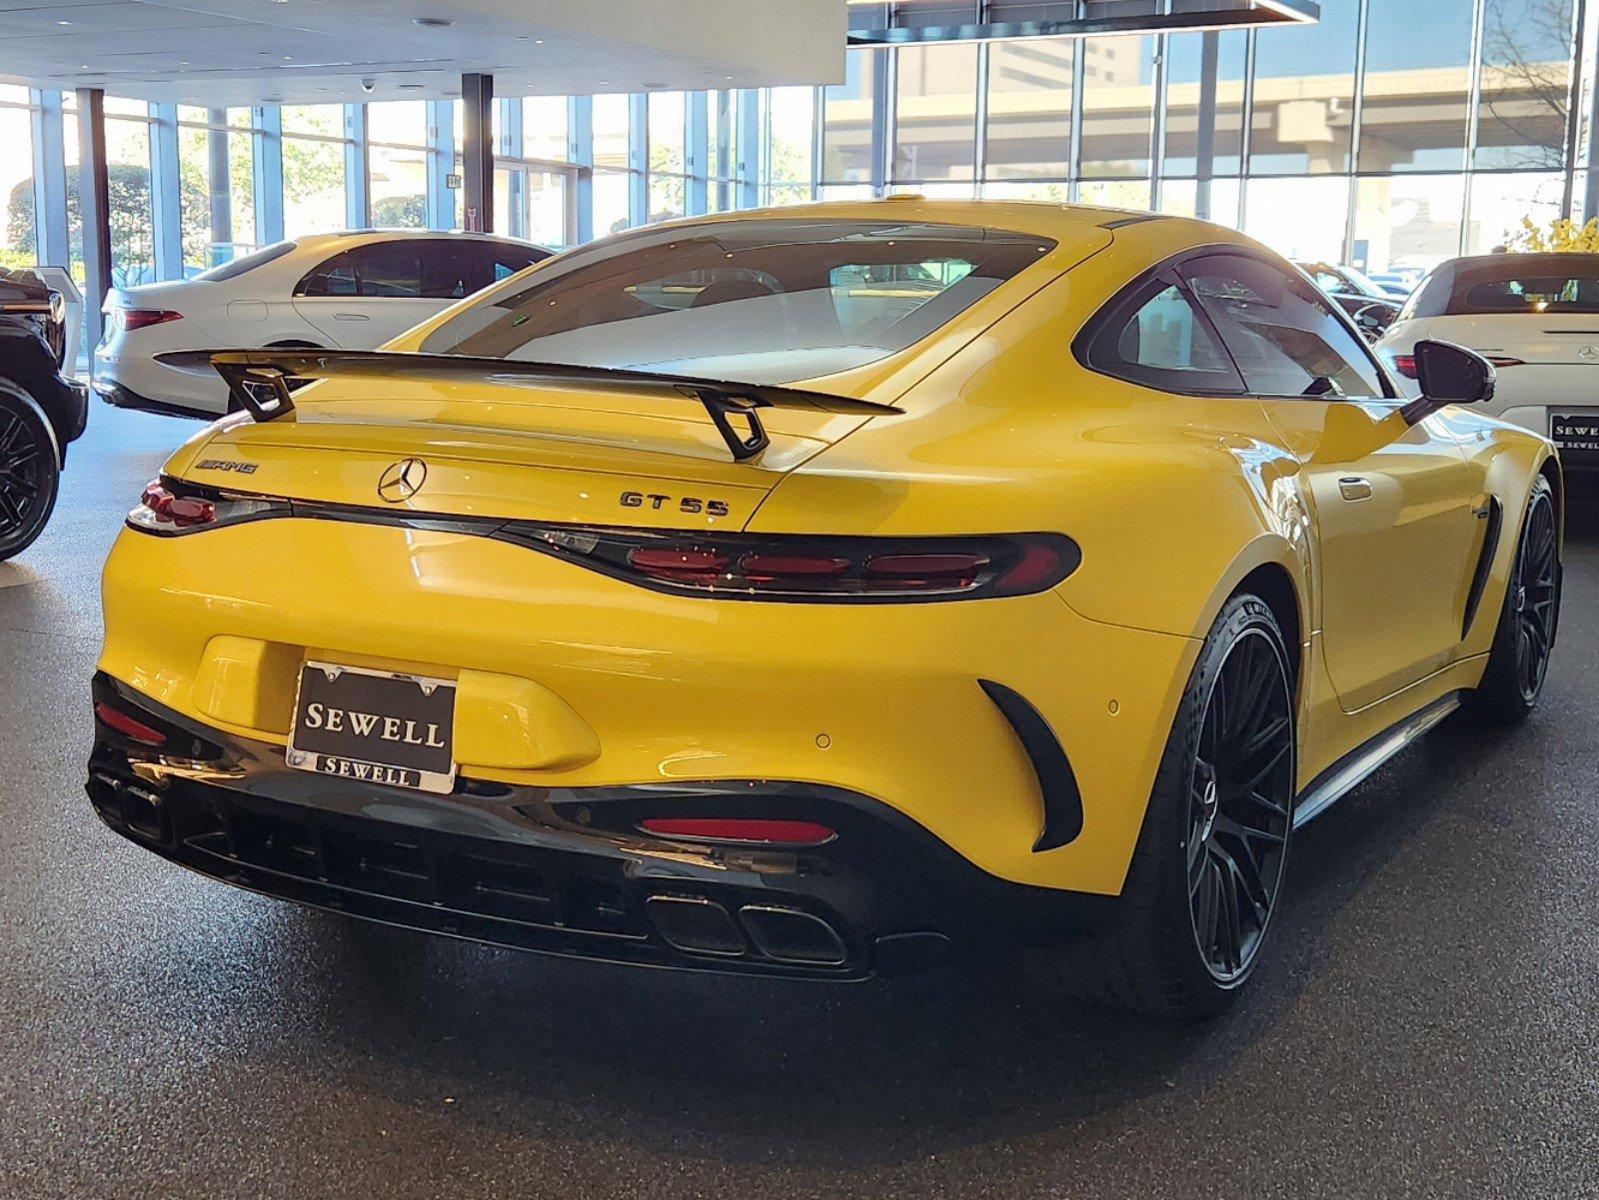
[418,219,1055,383]
[194,241,296,282]
[1445,256,1599,315]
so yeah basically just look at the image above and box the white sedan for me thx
[94,230,550,418]
[1376,251,1599,466]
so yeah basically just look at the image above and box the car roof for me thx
[289,229,542,248]
[618,196,1253,258]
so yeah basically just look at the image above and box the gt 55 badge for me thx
[620,490,730,517]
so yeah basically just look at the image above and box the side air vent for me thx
[978,679,1084,852]
[1462,497,1503,639]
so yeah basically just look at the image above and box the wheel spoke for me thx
[1216,861,1243,972]
[1242,788,1289,821]
[0,488,23,529]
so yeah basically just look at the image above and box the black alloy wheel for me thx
[1186,626,1295,983]
[0,395,59,562]
[1041,593,1295,1018]
[1512,486,1560,705]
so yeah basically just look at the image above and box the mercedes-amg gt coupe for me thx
[86,200,1562,1017]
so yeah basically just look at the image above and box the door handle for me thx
[332,312,370,321]
[1338,476,1373,501]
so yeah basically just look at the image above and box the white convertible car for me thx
[1376,251,1599,467]
[94,230,550,417]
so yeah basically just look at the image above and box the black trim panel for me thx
[1462,496,1503,639]
[978,679,1084,851]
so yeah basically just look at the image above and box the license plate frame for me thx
[287,661,457,794]
[1549,411,1599,458]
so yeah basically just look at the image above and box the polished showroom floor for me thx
[2,403,1595,1199]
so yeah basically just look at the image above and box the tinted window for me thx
[1456,269,1599,314]
[413,241,474,299]
[299,245,421,298]
[1083,279,1244,394]
[474,243,547,288]
[194,241,296,282]
[296,241,485,300]
[418,219,1054,384]
[1183,255,1386,399]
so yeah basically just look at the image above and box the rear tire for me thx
[1467,474,1560,726]
[1038,593,1296,1019]
[0,386,60,563]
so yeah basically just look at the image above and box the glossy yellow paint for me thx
[98,199,1557,897]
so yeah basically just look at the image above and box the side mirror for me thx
[1400,339,1495,424]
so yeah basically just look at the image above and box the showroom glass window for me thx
[1079,35,1157,180]
[0,86,38,268]
[1181,255,1385,399]
[706,90,738,213]
[282,105,350,238]
[1475,0,1575,171]
[765,86,815,205]
[367,102,430,229]
[648,91,687,222]
[592,93,632,237]
[895,43,978,184]
[985,39,1073,180]
[1249,5,1359,174]
[822,50,876,186]
[176,107,257,274]
[63,95,155,288]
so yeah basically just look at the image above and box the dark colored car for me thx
[0,268,89,560]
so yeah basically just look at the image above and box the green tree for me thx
[373,193,426,228]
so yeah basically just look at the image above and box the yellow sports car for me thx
[87,200,1561,1017]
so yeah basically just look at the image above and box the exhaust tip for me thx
[738,905,847,965]
[121,784,166,843]
[645,895,746,958]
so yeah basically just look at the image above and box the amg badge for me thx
[194,459,259,474]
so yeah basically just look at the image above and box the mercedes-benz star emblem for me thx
[1580,344,1599,361]
[377,458,427,503]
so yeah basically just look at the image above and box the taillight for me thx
[505,526,1081,602]
[1391,354,1418,379]
[639,818,836,846]
[93,700,167,747]
[120,309,183,332]
[127,478,285,536]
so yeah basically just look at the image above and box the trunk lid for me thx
[173,378,866,530]
[1426,313,1599,364]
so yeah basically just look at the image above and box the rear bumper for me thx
[93,344,229,418]
[97,516,1198,896]
[87,673,1113,979]
[92,376,215,421]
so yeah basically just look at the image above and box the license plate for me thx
[287,662,457,794]
[1550,412,1599,457]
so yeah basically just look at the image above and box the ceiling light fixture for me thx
[57,19,70,25]
[413,16,453,27]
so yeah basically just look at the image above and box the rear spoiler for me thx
[154,348,902,462]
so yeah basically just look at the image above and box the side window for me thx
[352,245,424,297]
[297,245,424,298]
[1181,255,1387,399]
[483,245,543,284]
[414,241,473,300]
[1081,278,1245,394]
